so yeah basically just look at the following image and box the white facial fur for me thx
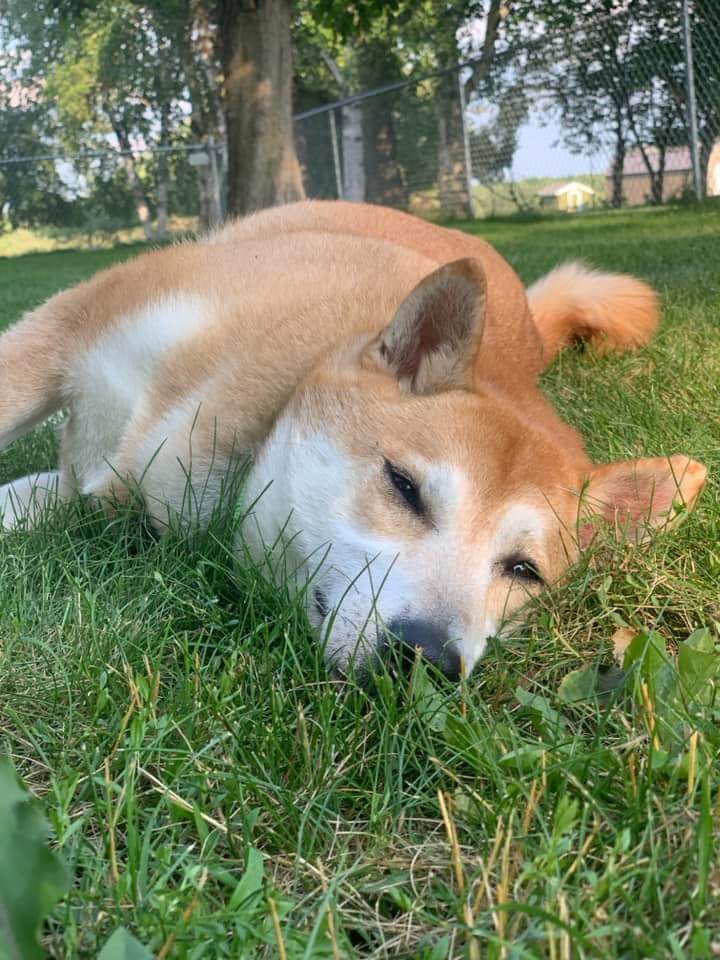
[240,414,548,677]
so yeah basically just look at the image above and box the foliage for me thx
[1,0,719,228]
[0,0,211,232]
[0,759,69,959]
[96,928,152,960]
[513,0,720,202]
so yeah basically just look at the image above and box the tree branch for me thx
[470,0,504,89]
[320,51,346,94]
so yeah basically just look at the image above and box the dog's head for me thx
[242,259,706,678]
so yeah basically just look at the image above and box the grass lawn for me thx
[0,205,719,958]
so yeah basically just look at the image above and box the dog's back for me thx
[210,201,546,381]
[211,200,658,371]
[0,201,659,530]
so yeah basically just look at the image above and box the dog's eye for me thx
[503,556,542,583]
[385,460,423,516]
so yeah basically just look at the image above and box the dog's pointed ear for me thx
[579,454,707,547]
[369,258,487,394]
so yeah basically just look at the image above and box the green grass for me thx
[1,205,719,958]
[0,217,197,258]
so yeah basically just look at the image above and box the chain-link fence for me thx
[1,1,718,245]
[297,1,720,220]
[0,138,228,249]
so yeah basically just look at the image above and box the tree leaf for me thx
[558,664,627,704]
[97,927,153,960]
[558,667,599,703]
[0,758,69,960]
[229,846,265,911]
[515,686,568,738]
[678,630,719,703]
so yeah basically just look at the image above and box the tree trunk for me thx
[113,123,155,242]
[156,102,170,240]
[610,143,625,207]
[190,138,223,230]
[649,170,662,204]
[362,94,406,208]
[610,106,626,207]
[342,101,365,202]
[433,0,504,221]
[698,133,712,199]
[436,80,472,219]
[156,161,168,239]
[468,0,503,91]
[179,0,226,229]
[651,146,666,204]
[358,41,406,208]
[624,105,665,205]
[219,0,304,216]
[320,51,365,202]
[627,127,663,205]
[196,161,220,229]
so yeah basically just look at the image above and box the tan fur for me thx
[0,200,706,675]
[526,261,659,362]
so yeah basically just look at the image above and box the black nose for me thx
[381,618,462,681]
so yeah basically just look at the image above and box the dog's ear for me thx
[579,454,707,547]
[369,258,487,394]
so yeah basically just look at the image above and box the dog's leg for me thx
[527,262,659,368]
[0,297,74,451]
[0,471,67,530]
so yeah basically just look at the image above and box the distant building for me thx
[608,144,720,205]
[536,180,596,212]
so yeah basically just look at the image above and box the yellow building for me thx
[536,180,596,212]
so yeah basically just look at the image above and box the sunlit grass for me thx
[0,216,197,258]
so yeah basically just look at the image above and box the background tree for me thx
[2,0,716,233]
[218,0,305,216]
[4,0,191,238]
[294,2,408,206]
[47,1,173,239]
[400,0,507,217]
[519,0,713,206]
[0,15,74,229]
[173,1,226,228]
[681,0,720,193]
[296,0,509,215]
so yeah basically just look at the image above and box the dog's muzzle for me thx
[379,618,462,681]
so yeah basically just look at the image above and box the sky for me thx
[459,13,611,181]
[512,117,610,179]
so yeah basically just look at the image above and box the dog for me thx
[0,201,707,678]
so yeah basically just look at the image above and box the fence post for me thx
[457,71,477,218]
[681,0,703,200]
[328,108,343,200]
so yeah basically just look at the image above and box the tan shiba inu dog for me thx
[0,202,706,677]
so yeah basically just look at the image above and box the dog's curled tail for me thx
[527,261,659,368]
